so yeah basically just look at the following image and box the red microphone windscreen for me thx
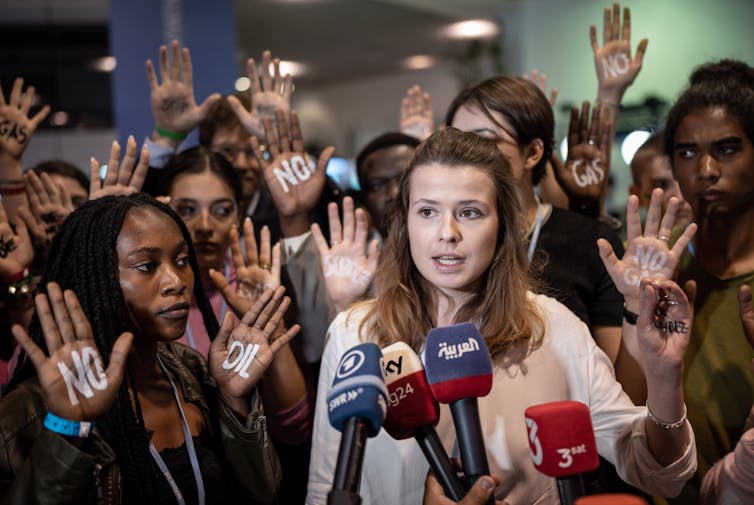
[524,401,599,477]
[381,342,439,440]
[575,494,649,504]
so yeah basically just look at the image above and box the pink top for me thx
[701,414,754,505]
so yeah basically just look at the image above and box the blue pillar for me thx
[109,0,238,148]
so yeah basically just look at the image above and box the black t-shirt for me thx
[533,207,624,328]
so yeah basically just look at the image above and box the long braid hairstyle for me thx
[8,193,219,503]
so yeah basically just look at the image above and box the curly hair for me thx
[8,193,218,503]
[355,128,543,361]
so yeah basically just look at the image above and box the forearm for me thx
[644,371,689,465]
[0,154,29,223]
[149,129,184,152]
[279,212,310,238]
[261,343,307,413]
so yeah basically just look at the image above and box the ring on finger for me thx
[658,235,670,242]
[586,139,596,146]
[259,262,271,271]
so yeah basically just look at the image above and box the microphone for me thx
[326,343,388,505]
[424,322,494,501]
[524,401,600,505]
[381,341,466,502]
[575,495,649,504]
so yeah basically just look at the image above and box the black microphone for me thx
[381,341,467,501]
[424,323,495,505]
[326,343,388,505]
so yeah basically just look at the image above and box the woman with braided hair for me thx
[0,193,295,504]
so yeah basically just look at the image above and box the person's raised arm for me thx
[0,78,50,223]
[551,101,611,217]
[400,85,434,141]
[311,196,379,314]
[146,41,220,151]
[89,136,149,200]
[251,109,334,237]
[228,51,293,140]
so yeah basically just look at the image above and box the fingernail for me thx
[479,477,495,492]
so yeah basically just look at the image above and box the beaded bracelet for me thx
[646,403,687,430]
[154,125,187,141]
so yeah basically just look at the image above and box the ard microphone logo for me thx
[525,417,543,466]
[336,349,366,379]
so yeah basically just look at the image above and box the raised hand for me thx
[146,41,220,145]
[18,170,74,251]
[554,101,611,207]
[311,196,379,313]
[523,69,558,107]
[0,200,33,277]
[252,109,334,223]
[208,286,300,416]
[400,85,434,140]
[590,3,648,104]
[11,282,132,421]
[210,217,281,318]
[598,188,697,307]
[89,135,149,200]
[0,78,50,161]
[424,470,507,505]
[228,50,293,139]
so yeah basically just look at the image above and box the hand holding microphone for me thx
[424,322,495,504]
[525,401,600,505]
[327,343,388,505]
[382,341,466,501]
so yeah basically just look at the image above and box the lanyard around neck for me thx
[527,202,545,264]
[149,355,205,505]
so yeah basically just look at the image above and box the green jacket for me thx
[0,343,282,504]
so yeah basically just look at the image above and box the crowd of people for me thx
[0,3,752,504]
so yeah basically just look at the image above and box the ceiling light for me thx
[270,60,307,77]
[443,19,499,40]
[51,111,69,126]
[91,56,117,72]
[235,77,251,92]
[403,55,436,70]
[621,130,651,164]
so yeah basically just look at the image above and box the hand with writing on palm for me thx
[0,78,50,161]
[89,135,149,200]
[598,188,697,305]
[11,283,132,422]
[209,286,300,416]
[18,170,74,252]
[251,109,334,218]
[400,85,434,141]
[228,51,293,140]
[311,196,379,313]
[146,41,220,144]
[0,200,32,277]
[210,217,281,318]
[554,101,611,206]
[591,3,648,104]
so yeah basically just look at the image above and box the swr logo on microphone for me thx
[437,338,479,360]
[328,388,361,411]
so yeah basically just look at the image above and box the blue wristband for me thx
[44,412,94,438]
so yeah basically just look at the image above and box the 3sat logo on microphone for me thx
[336,349,365,379]
[556,444,587,469]
[525,417,543,466]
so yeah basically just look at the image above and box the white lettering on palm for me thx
[571,159,605,187]
[601,53,630,79]
[58,347,108,406]
[623,244,668,286]
[272,154,316,193]
[221,340,260,379]
[323,256,372,289]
